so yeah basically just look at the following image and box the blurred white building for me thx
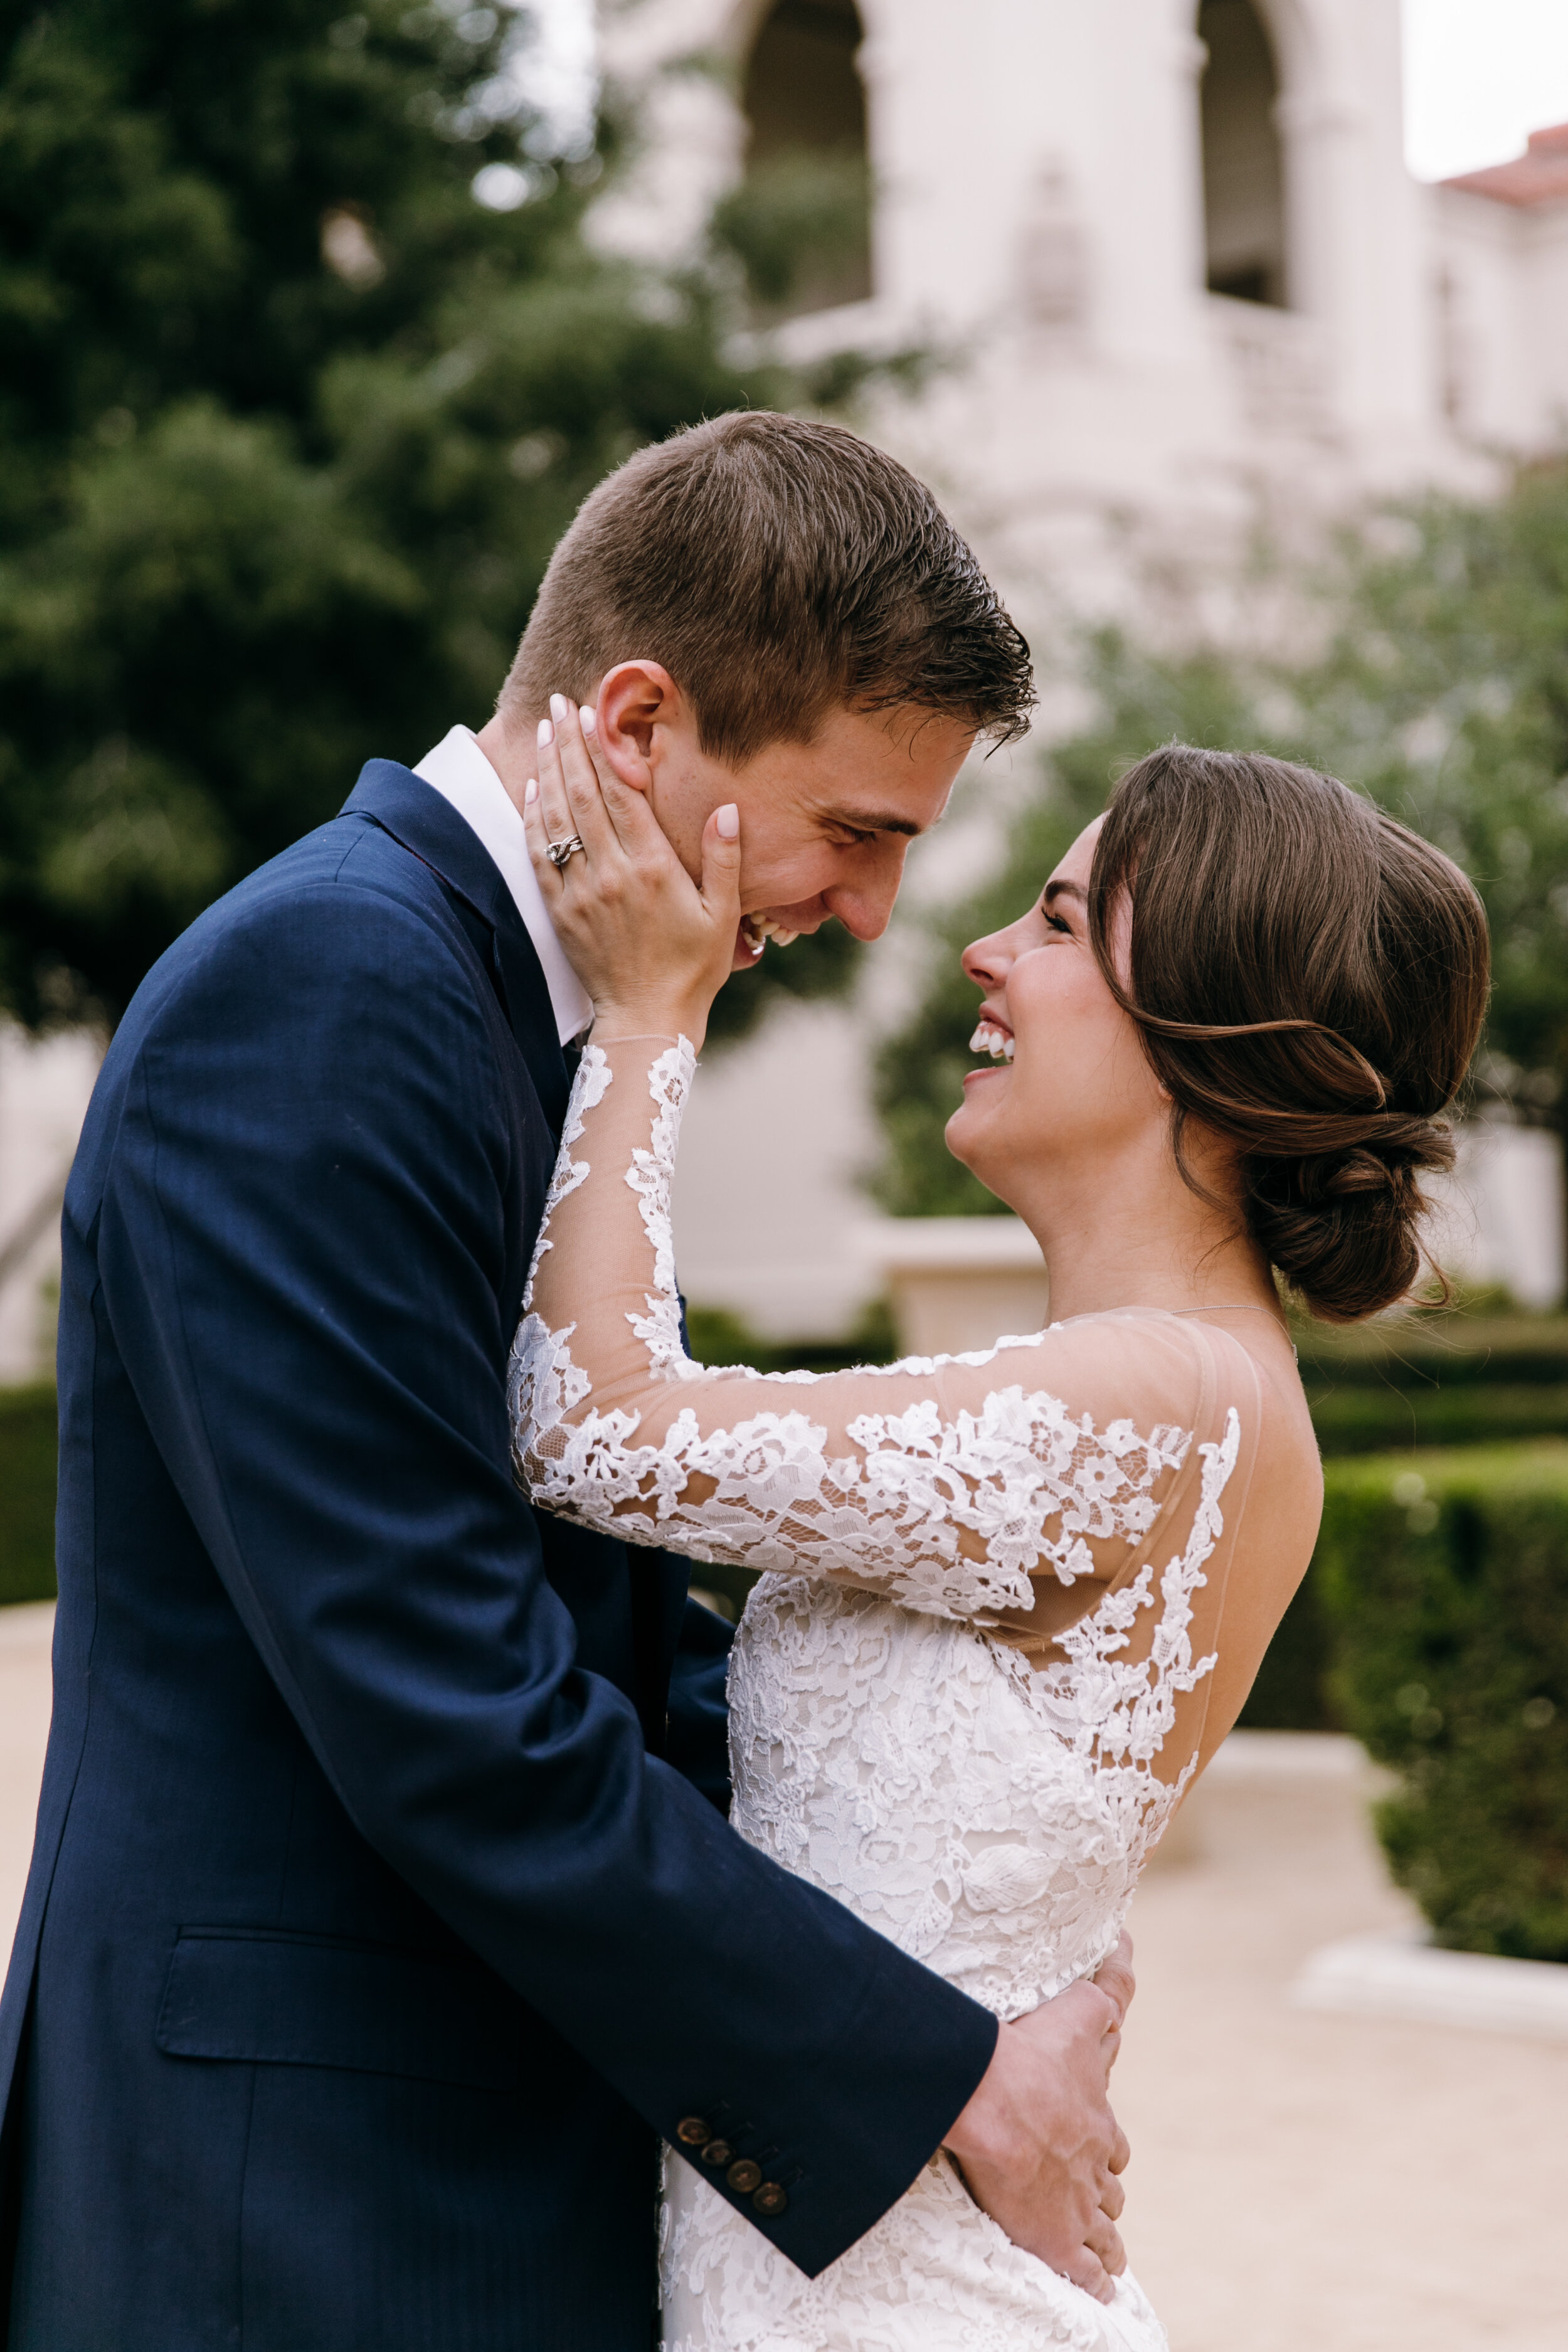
[0,1028,102,1385]
[590,0,1568,1332]
[596,0,1568,631]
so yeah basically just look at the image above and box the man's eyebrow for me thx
[1044,878,1087,904]
[822,808,927,839]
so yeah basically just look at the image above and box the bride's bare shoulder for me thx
[958,1307,1247,1436]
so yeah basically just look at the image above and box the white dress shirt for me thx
[413,725,593,1047]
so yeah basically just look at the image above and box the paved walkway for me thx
[0,1602,51,1954]
[1,1606,1564,2345]
[1119,1739,1568,2349]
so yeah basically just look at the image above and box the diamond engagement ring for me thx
[545,835,586,869]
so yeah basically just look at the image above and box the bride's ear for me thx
[593,662,682,794]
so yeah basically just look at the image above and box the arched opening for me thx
[1198,0,1288,307]
[715,0,872,319]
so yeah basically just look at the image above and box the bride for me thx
[513,708,1488,2352]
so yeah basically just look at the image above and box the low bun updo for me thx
[1086,748,1490,1323]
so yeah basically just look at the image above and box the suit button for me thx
[724,2159,762,2193]
[675,2117,711,2146]
[700,2140,733,2169]
[752,2182,789,2217]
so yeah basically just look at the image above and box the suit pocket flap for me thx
[156,1928,526,2091]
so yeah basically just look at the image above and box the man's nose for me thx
[827,845,908,943]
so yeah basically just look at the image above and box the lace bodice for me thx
[511,1036,1263,1932]
[510,1037,1268,2352]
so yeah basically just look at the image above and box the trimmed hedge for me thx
[0,1384,57,1608]
[1307,1382,1568,1456]
[1298,1308,1568,1456]
[1296,1307,1568,1391]
[1316,1443,1568,1961]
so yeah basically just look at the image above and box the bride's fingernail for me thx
[538,717,554,748]
[716,803,739,840]
[549,692,569,723]
[524,778,538,805]
[580,706,597,736]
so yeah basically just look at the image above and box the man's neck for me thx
[475,711,532,817]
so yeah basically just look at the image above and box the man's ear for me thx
[593,661,683,794]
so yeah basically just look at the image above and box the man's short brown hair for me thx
[499,411,1034,763]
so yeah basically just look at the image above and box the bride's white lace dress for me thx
[510,1039,1265,2352]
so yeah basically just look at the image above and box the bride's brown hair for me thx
[1086,747,1490,1323]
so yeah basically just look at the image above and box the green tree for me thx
[0,0,856,1038]
[876,462,1568,1217]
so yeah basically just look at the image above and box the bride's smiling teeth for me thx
[741,913,800,955]
[970,1020,1015,1064]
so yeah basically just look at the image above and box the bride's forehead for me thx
[1048,816,1104,891]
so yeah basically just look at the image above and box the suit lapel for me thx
[341,762,572,1133]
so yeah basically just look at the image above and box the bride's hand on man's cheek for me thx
[522,693,743,1048]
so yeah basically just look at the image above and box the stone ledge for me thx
[1291,1930,1568,2042]
[0,1598,53,1654]
[1205,1730,1369,1779]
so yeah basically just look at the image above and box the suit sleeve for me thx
[95,876,995,2277]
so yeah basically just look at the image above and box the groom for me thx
[0,411,1132,2348]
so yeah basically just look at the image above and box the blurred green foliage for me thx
[1317,1442,1568,1960]
[684,1296,897,1375]
[711,149,869,315]
[876,462,1568,1214]
[0,0,859,1038]
[0,1384,58,1604]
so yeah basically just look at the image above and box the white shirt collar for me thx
[413,725,593,1048]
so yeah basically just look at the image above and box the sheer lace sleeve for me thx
[511,1039,1258,1638]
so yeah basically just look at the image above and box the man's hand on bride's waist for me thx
[523,694,741,1050]
[940,1931,1135,2302]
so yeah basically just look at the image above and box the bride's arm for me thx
[516,1030,1216,1619]
[513,707,1211,1624]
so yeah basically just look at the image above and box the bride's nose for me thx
[961,928,1012,991]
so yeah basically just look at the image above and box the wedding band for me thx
[545,835,586,869]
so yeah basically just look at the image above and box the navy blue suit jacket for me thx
[0,766,995,2350]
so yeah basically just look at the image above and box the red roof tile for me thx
[1444,121,1568,209]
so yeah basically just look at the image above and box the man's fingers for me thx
[1108,2123,1131,2176]
[1091,1932,1136,2029]
[1085,2210,1127,2277]
[1037,1978,1115,2040]
[1062,2247,1116,2306]
[1098,2169,1126,2223]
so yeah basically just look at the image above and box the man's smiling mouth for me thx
[740,913,801,956]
